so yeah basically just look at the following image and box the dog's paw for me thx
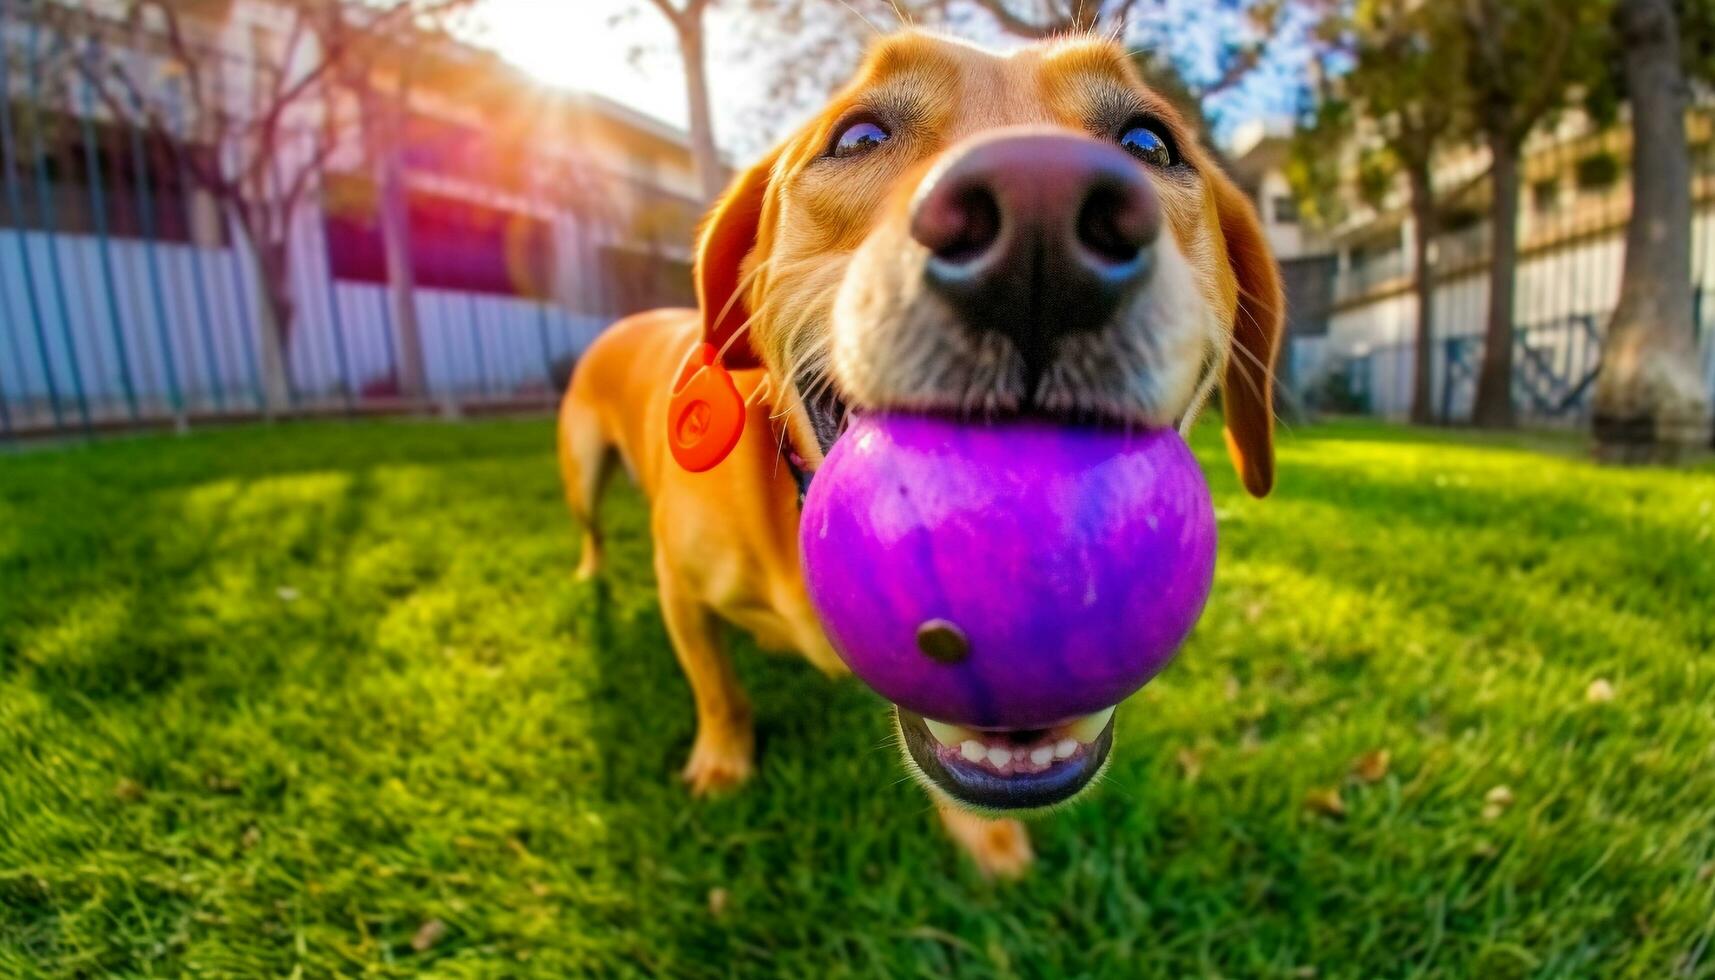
[938,806,1034,879]
[682,735,754,796]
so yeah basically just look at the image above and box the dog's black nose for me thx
[910,129,1159,386]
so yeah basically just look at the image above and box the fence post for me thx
[78,38,138,420]
[24,17,90,429]
[535,296,556,392]
[0,0,64,429]
[372,279,398,394]
[125,90,186,427]
[464,292,488,399]
[220,201,264,410]
[310,130,354,411]
[1440,338,1455,423]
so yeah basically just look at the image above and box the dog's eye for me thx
[832,119,890,159]
[1118,124,1175,167]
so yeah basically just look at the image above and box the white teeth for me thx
[940,714,1106,772]
[1067,707,1115,744]
[924,718,974,747]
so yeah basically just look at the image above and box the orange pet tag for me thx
[668,343,745,472]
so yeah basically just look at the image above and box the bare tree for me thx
[636,0,724,201]
[64,0,454,413]
[319,9,473,400]
[1592,0,1713,458]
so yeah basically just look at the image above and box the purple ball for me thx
[800,413,1216,730]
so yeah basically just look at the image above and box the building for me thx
[1228,112,1715,426]
[0,0,711,432]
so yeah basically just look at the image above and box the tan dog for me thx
[559,30,1282,877]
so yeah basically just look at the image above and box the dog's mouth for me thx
[895,705,1116,812]
[796,378,1120,811]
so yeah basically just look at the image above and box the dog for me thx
[558,30,1281,877]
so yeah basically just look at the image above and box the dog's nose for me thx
[910,130,1159,383]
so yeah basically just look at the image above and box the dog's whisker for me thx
[1221,318,1295,435]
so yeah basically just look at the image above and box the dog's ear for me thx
[695,148,782,370]
[1211,172,1285,498]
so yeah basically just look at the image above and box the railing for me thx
[1338,301,1715,427]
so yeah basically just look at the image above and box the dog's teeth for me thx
[960,740,986,763]
[1067,707,1115,744]
[986,745,1012,769]
[1054,738,1078,759]
[924,718,973,747]
[1030,745,1055,766]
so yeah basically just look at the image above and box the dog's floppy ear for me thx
[1212,172,1285,498]
[695,147,782,370]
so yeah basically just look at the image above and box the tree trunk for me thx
[1408,164,1439,425]
[248,231,295,416]
[1593,0,1713,459]
[1472,130,1520,428]
[677,16,724,202]
[375,133,426,400]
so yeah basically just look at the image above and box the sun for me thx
[462,0,779,152]
[471,0,629,93]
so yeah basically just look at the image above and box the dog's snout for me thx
[910,130,1160,383]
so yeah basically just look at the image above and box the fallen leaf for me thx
[707,887,730,918]
[276,586,300,602]
[411,919,446,952]
[113,778,145,803]
[1305,787,1346,817]
[1482,784,1514,821]
[1176,748,1202,781]
[1352,749,1390,783]
[1586,678,1615,704]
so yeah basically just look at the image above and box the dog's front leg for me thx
[936,800,1033,878]
[654,557,755,795]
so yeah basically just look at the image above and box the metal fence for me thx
[1299,118,1715,428]
[0,1,699,439]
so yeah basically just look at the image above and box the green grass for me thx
[2,418,1713,978]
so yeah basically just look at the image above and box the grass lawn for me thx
[2,418,1713,978]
